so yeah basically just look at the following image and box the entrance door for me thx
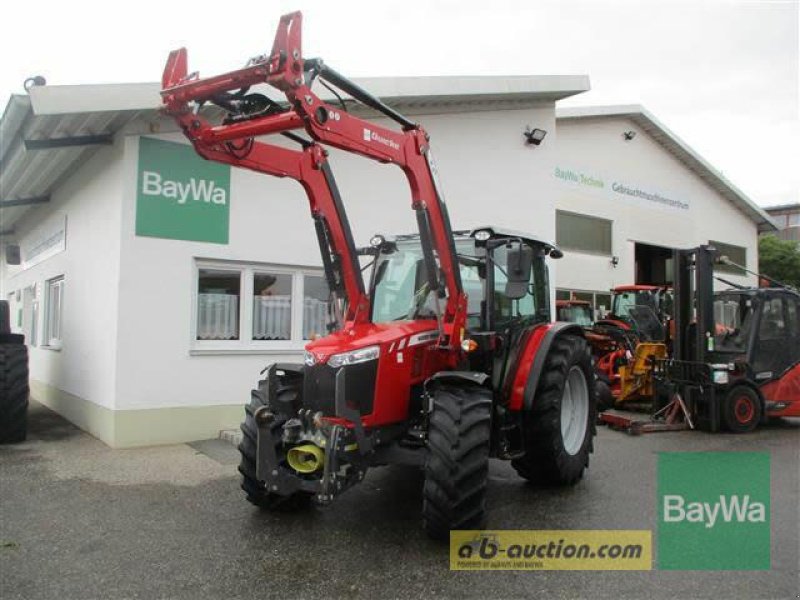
[635,242,674,285]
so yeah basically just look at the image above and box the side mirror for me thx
[5,244,21,266]
[505,242,533,300]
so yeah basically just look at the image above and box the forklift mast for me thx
[672,244,717,363]
[161,12,466,350]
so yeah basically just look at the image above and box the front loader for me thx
[161,11,596,539]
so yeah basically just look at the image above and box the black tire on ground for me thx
[237,372,313,511]
[0,300,10,335]
[596,378,613,412]
[0,342,29,444]
[512,335,596,486]
[423,384,492,541]
[722,385,762,434]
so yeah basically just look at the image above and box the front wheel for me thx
[237,372,313,511]
[722,385,761,433]
[512,335,596,486]
[423,384,492,541]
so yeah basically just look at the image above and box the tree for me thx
[759,235,800,288]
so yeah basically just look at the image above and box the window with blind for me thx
[711,241,747,276]
[556,211,613,256]
[194,261,330,351]
[44,277,64,349]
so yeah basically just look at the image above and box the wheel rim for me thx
[561,366,589,456]
[734,395,755,424]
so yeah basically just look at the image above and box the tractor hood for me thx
[304,320,439,365]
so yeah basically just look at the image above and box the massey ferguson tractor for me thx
[161,11,595,539]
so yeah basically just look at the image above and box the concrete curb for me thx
[219,429,242,447]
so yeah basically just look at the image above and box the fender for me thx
[426,371,490,391]
[508,322,584,411]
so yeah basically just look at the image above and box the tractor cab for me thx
[608,285,673,327]
[367,227,558,330]
[556,300,594,327]
[365,226,562,392]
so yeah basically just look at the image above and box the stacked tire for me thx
[0,300,29,444]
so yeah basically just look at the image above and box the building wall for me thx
[553,117,758,296]
[108,104,557,443]
[0,139,125,443]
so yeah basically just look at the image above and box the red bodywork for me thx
[161,12,467,363]
[507,325,552,411]
[760,364,800,418]
[306,321,448,427]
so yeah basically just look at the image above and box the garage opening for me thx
[635,242,674,285]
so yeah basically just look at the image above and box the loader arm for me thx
[161,11,467,351]
[162,107,368,325]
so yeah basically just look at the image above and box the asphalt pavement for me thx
[1,400,798,599]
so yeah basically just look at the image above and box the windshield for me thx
[612,290,656,318]
[371,239,485,324]
[558,305,593,326]
[713,293,755,353]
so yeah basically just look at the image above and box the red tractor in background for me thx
[590,285,672,410]
[556,299,594,327]
[161,12,596,539]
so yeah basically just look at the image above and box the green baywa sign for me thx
[657,452,770,570]
[136,137,231,244]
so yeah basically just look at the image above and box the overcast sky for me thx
[1,0,797,207]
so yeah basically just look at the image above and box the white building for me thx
[0,78,775,447]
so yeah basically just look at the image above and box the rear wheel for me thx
[0,342,29,445]
[512,335,596,485]
[722,385,761,433]
[423,384,492,541]
[237,370,312,510]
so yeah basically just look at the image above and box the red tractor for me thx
[161,12,596,539]
[590,285,672,410]
[556,299,594,327]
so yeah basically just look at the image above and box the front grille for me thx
[303,361,377,417]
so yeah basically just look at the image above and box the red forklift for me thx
[656,245,800,432]
[161,12,596,539]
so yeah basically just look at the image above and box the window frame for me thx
[711,240,747,276]
[43,276,64,350]
[191,259,328,355]
[556,210,613,256]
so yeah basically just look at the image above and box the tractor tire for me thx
[596,378,613,413]
[0,300,10,335]
[512,335,596,486]
[237,372,312,511]
[722,386,761,434]
[423,384,492,541]
[0,342,29,444]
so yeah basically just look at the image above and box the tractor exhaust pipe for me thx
[286,444,325,473]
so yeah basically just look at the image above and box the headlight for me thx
[327,345,380,368]
[303,351,316,367]
[712,370,729,384]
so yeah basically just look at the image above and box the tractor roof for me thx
[613,284,670,293]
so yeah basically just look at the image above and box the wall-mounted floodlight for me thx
[611,256,620,268]
[524,127,548,146]
[23,76,46,91]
